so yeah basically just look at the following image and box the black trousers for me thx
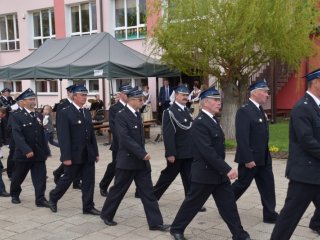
[10,161,47,204]
[231,164,278,221]
[99,150,117,191]
[170,182,250,240]
[271,180,320,240]
[6,138,15,178]
[309,194,320,229]
[101,168,163,227]
[153,158,192,200]
[50,161,95,211]
[53,163,81,186]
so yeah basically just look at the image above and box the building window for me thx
[70,2,97,36]
[111,78,146,93]
[3,81,22,92]
[36,80,58,93]
[115,0,146,41]
[0,14,20,51]
[72,79,99,93]
[32,9,55,48]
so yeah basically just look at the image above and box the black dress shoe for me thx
[48,200,57,213]
[263,218,277,224]
[73,183,82,190]
[36,199,50,208]
[0,190,10,197]
[199,207,206,212]
[11,197,21,204]
[170,232,186,240]
[310,226,320,235]
[134,191,140,198]
[53,175,59,184]
[100,188,108,197]
[83,208,101,215]
[149,224,170,231]
[102,219,117,226]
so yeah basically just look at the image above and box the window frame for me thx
[31,8,56,49]
[69,1,98,37]
[2,80,22,93]
[0,13,20,51]
[35,80,59,95]
[114,0,147,41]
[72,79,99,94]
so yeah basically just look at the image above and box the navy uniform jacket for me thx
[162,103,193,159]
[158,86,173,105]
[11,109,49,162]
[0,96,15,108]
[55,99,71,133]
[57,104,99,164]
[191,112,231,184]
[286,93,320,185]
[234,100,271,166]
[109,101,125,151]
[115,107,149,170]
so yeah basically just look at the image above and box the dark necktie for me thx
[79,108,85,119]
[213,116,219,124]
[259,106,266,120]
[135,111,142,121]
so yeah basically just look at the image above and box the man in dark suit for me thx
[52,85,82,189]
[271,69,320,239]
[9,88,50,207]
[0,107,10,197]
[158,79,173,122]
[48,85,100,216]
[153,85,200,204]
[6,96,25,180]
[231,79,278,224]
[100,86,170,232]
[0,88,16,145]
[170,87,251,240]
[99,84,132,197]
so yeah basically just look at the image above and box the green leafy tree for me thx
[149,0,319,139]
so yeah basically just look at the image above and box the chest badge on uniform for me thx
[134,126,138,128]
[184,118,187,122]
[178,109,181,112]
[259,118,263,122]
[304,102,307,104]
[78,120,82,124]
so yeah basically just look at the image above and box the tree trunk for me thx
[220,81,241,140]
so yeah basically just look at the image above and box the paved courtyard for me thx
[0,126,319,240]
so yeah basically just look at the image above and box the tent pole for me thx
[34,78,39,109]
[102,78,106,108]
[59,78,62,100]
[110,79,113,105]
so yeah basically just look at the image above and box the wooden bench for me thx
[143,119,158,139]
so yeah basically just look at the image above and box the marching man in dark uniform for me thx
[0,88,16,145]
[48,85,100,215]
[52,84,81,189]
[10,88,50,207]
[99,84,132,197]
[153,85,205,212]
[100,86,170,232]
[231,79,278,224]
[271,69,320,239]
[170,87,251,240]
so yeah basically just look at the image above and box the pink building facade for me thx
[0,0,159,110]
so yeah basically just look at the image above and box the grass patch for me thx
[225,119,289,152]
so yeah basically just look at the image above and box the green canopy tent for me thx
[0,32,179,80]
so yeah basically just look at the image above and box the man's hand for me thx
[63,160,72,166]
[245,161,256,169]
[227,169,238,180]
[26,152,34,158]
[167,156,175,163]
[143,154,151,161]
[96,156,99,163]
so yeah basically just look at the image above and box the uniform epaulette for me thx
[242,103,249,108]
[118,109,124,113]
[62,106,70,111]
[60,98,67,104]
